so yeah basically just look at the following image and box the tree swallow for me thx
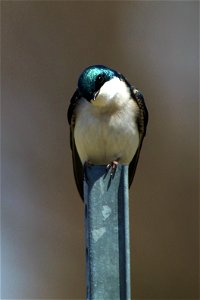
[67,65,148,200]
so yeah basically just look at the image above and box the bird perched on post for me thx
[67,65,148,200]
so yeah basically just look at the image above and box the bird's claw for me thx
[106,160,119,178]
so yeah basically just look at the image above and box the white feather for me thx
[74,78,139,165]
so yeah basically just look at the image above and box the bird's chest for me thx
[74,101,139,164]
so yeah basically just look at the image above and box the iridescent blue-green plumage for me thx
[78,65,119,101]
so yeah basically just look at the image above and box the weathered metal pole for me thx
[84,164,131,300]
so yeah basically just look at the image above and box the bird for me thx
[67,65,148,200]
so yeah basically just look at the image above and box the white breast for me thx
[74,78,140,165]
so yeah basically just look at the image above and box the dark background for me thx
[1,1,199,299]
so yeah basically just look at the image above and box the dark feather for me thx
[128,87,148,187]
[67,89,81,125]
[68,89,84,200]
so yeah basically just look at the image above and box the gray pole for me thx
[84,164,131,300]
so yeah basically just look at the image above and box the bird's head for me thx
[78,65,125,108]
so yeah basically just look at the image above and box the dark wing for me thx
[67,89,84,200]
[128,87,148,187]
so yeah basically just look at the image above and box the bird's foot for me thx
[106,160,119,178]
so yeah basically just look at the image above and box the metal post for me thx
[84,164,131,300]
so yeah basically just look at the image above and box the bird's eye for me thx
[95,74,106,90]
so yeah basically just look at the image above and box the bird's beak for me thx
[93,90,99,101]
